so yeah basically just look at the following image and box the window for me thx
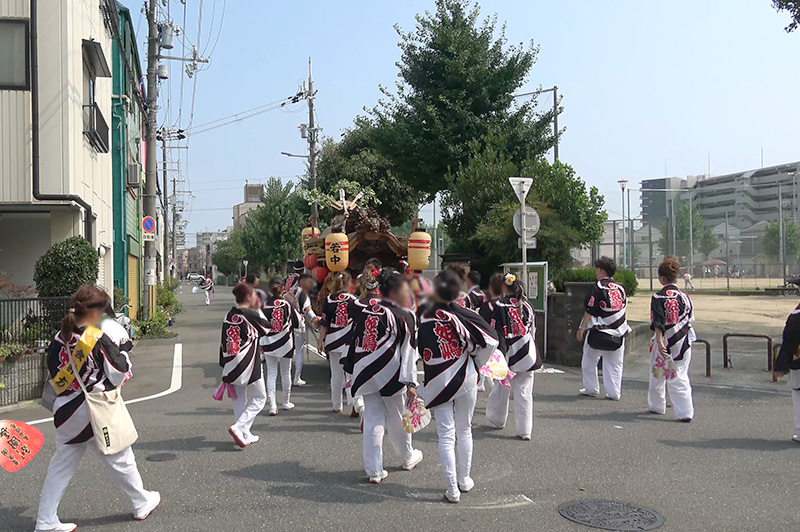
[0,19,30,90]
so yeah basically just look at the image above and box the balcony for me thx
[83,103,109,153]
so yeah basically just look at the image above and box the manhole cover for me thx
[558,499,664,531]
[145,453,178,462]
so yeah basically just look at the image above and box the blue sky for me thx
[125,0,800,245]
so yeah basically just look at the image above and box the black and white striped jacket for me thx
[492,296,537,373]
[585,277,632,338]
[47,329,131,445]
[650,284,695,361]
[344,299,418,397]
[466,287,487,311]
[220,307,270,385]
[260,298,299,359]
[321,292,358,358]
[418,303,499,408]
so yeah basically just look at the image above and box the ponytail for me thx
[323,271,352,298]
[60,310,78,344]
[60,285,110,343]
[503,273,526,312]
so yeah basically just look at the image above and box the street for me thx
[3,286,800,532]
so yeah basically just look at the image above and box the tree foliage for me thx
[764,219,800,259]
[658,204,716,259]
[33,236,99,297]
[773,0,800,32]
[240,178,307,273]
[212,229,246,276]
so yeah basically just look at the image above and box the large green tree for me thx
[773,0,800,32]
[659,204,716,259]
[369,0,556,202]
[212,229,246,276]
[241,178,307,273]
[764,219,800,259]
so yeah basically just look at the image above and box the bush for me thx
[552,266,638,297]
[156,280,182,316]
[113,286,128,313]
[33,236,99,297]
[133,310,176,339]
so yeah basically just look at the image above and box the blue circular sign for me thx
[142,216,156,233]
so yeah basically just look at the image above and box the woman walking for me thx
[486,274,538,440]
[261,279,300,415]
[773,301,800,442]
[35,286,159,532]
[418,270,499,503]
[318,271,357,412]
[648,257,695,422]
[577,257,631,400]
[344,268,423,484]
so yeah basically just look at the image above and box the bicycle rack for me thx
[722,333,773,373]
[694,339,711,377]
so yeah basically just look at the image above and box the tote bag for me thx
[68,343,138,455]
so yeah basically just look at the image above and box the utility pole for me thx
[552,86,559,163]
[688,190,693,274]
[725,212,731,295]
[779,183,786,280]
[670,199,677,256]
[161,134,169,278]
[627,187,632,270]
[143,0,159,318]
[307,57,319,224]
[171,176,179,272]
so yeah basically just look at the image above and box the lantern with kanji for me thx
[408,231,432,271]
[301,226,321,254]
[325,232,349,272]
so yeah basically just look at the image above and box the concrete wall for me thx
[0,213,51,287]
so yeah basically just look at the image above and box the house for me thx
[110,2,145,318]
[233,183,264,229]
[0,1,116,290]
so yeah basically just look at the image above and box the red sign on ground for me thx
[0,420,45,472]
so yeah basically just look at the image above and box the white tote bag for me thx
[68,345,138,455]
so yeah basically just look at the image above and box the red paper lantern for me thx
[304,254,318,269]
[314,266,330,283]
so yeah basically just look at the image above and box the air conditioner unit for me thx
[127,163,141,187]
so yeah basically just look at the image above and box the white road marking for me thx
[26,343,183,426]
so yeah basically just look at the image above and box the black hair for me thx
[268,277,283,296]
[365,258,382,269]
[377,267,407,298]
[298,272,313,281]
[244,273,258,285]
[467,270,481,286]
[292,260,304,273]
[594,256,617,277]
[488,273,504,297]
[232,282,254,305]
[434,269,461,303]
[445,263,468,282]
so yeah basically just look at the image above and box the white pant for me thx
[36,442,153,529]
[362,392,415,477]
[790,370,800,435]
[486,371,534,438]
[581,339,625,400]
[648,348,694,420]
[265,357,292,406]
[432,386,477,492]
[294,330,305,378]
[204,290,210,305]
[329,351,346,411]
[232,378,266,437]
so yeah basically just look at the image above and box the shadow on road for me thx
[658,437,799,451]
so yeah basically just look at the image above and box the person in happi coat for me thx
[35,286,160,532]
[774,299,800,442]
[200,274,214,305]
[444,264,471,309]
[286,272,319,386]
[344,268,424,483]
[347,267,383,421]
[465,270,487,311]
[486,274,538,440]
[576,257,631,401]
[318,271,358,412]
[418,270,499,503]
[649,257,695,422]
[477,273,505,393]
[244,273,270,309]
[219,282,273,447]
[261,279,300,415]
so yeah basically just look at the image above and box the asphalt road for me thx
[3,285,800,532]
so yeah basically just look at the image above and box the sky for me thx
[124,0,800,246]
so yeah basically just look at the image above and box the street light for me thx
[618,180,628,268]
[280,151,307,159]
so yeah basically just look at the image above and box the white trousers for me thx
[294,330,305,378]
[432,386,477,492]
[790,370,800,435]
[362,392,415,477]
[329,351,346,411]
[486,371,534,438]
[232,378,266,437]
[204,290,210,305]
[265,357,292,405]
[648,349,694,420]
[36,442,152,529]
[581,339,625,400]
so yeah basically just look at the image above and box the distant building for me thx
[640,177,686,227]
[233,183,263,229]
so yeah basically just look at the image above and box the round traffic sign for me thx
[513,206,540,237]
[142,216,156,233]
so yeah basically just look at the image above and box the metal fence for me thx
[0,296,71,406]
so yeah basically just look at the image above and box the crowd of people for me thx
[37,252,765,531]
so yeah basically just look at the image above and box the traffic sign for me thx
[142,216,156,234]
[508,177,533,202]
[518,237,537,249]
[513,206,540,237]
[142,233,155,241]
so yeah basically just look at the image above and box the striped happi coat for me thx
[418,303,499,408]
[220,307,271,385]
[320,292,358,360]
[260,298,299,359]
[585,277,632,339]
[650,284,695,361]
[492,296,538,373]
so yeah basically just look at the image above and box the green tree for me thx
[764,219,800,259]
[212,229,246,276]
[370,0,556,202]
[33,236,99,297]
[773,0,800,32]
[659,204,716,259]
[241,178,307,273]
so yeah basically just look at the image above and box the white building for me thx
[0,1,115,289]
[233,183,264,229]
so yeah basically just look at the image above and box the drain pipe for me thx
[29,0,94,244]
